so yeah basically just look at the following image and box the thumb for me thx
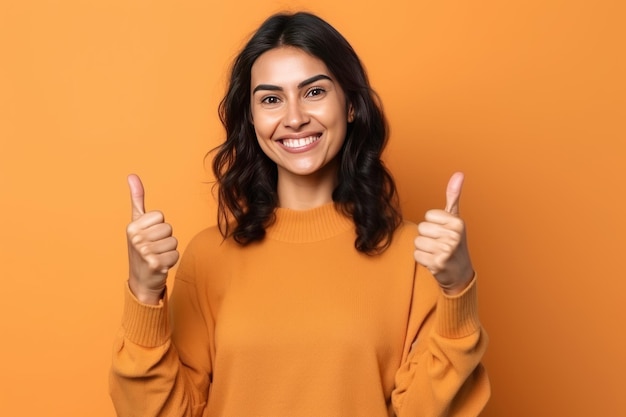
[127,174,145,220]
[444,172,464,216]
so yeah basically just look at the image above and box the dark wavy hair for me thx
[211,11,402,254]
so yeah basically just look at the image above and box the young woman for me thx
[110,11,489,417]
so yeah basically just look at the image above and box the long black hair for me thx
[211,11,402,254]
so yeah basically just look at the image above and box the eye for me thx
[261,95,281,105]
[306,87,326,98]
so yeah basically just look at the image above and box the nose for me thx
[283,100,309,129]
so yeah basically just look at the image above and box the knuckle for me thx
[425,209,437,217]
[435,253,450,268]
[450,217,465,231]
[167,252,180,268]
[152,210,165,223]
[442,226,460,242]
[126,223,138,236]
[441,241,454,253]
[130,234,143,246]
[146,257,163,272]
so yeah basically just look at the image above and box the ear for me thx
[347,104,355,123]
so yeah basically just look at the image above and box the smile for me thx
[279,135,321,149]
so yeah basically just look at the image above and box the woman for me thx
[110,11,489,417]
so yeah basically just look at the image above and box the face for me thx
[250,47,353,180]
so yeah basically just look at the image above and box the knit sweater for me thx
[109,203,489,417]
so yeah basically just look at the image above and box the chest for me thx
[209,239,415,361]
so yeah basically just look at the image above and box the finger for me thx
[413,249,434,269]
[128,174,145,221]
[157,250,180,273]
[413,249,444,274]
[424,209,465,232]
[127,211,166,234]
[145,250,180,273]
[418,220,453,239]
[445,172,464,215]
[414,236,438,255]
[145,236,178,255]
[415,233,457,255]
[136,240,178,267]
[144,250,179,274]
[135,224,176,248]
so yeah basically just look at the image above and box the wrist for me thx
[128,280,165,305]
[440,271,475,296]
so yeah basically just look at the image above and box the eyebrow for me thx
[252,74,333,94]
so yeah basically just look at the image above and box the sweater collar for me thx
[266,203,354,243]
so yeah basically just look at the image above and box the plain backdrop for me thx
[1,0,624,416]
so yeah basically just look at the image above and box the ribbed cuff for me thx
[121,284,170,347]
[436,277,481,339]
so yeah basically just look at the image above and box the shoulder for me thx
[176,225,235,281]
[393,220,419,246]
[186,224,225,250]
[363,220,417,263]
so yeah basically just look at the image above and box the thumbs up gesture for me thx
[414,172,474,295]
[126,174,179,305]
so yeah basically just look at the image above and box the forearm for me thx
[110,337,196,416]
[109,286,207,417]
[393,278,490,417]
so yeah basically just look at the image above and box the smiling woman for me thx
[250,47,352,205]
[110,11,489,417]
[212,12,400,253]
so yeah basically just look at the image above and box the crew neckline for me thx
[266,202,354,243]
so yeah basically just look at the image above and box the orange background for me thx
[1,1,624,416]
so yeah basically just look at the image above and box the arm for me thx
[392,272,489,416]
[109,174,211,416]
[393,173,490,415]
[109,263,212,416]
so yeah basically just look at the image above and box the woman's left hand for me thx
[414,172,475,295]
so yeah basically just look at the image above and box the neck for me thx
[276,160,338,210]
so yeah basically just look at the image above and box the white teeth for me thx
[281,136,320,148]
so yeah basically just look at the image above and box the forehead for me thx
[250,47,331,85]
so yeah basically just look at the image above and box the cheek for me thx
[253,126,276,160]
[253,127,268,149]
[251,110,280,140]
[314,98,348,127]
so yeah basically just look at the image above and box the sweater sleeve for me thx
[109,248,212,417]
[391,269,490,417]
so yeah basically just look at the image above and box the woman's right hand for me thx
[126,174,179,305]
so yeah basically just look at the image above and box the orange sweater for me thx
[110,203,489,416]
